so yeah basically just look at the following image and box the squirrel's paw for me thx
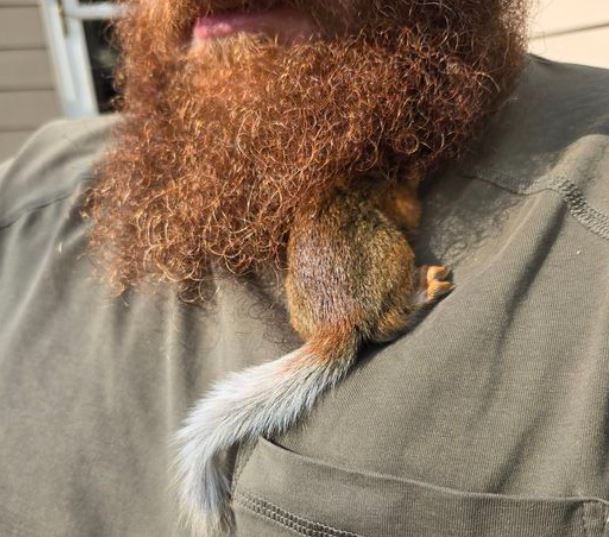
[420,265,454,303]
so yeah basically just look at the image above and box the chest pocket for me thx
[232,437,609,537]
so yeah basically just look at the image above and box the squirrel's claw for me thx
[420,265,454,303]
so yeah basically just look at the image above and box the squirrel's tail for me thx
[173,326,359,535]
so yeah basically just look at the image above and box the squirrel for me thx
[173,178,454,535]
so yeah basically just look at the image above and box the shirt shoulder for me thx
[458,55,609,243]
[0,115,118,229]
[468,54,609,180]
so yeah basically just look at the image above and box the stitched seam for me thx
[240,505,311,537]
[463,173,609,243]
[235,493,360,537]
[234,490,363,537]
[554,179,609,239]
[583,501,592,537]
[581,505,587,537]
[0,189,79,231]
[581,500,609,537]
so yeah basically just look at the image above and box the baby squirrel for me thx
[174,178,453,535]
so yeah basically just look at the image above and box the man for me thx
[1,0,608,536]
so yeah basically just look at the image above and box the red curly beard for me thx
[85,0,527,295]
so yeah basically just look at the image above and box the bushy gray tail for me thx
[173,329,359,536]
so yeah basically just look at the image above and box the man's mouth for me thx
[192,4,318,45]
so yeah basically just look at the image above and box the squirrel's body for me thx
[288,186,419,348]
[175,182,453,535]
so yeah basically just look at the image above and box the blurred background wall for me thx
[0,0,608,162]
[528,1,609,70]
[0,0,61,161]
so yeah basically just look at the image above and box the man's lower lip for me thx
[192,6,316,43]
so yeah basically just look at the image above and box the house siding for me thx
[0,1,60,162]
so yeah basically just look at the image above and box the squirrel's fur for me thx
[174,180,452,535]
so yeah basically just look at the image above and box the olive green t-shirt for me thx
[1,55,609,536]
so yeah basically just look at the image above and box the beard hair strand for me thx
[84,0,527,297]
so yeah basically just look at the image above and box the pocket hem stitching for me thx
[234,489,364,537]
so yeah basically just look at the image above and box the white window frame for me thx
[39,0,123,117]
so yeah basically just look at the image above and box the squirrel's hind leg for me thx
[371,307,414,343]
[371,265,454,343]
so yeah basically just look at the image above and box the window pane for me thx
[82,19,118,113]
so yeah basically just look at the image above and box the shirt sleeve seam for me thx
[462,172,609,243]
[0,187,81,231]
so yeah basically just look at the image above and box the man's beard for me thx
[85,0,527,296]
